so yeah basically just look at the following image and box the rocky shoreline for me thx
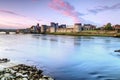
[0,63,54,80]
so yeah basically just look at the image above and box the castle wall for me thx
[66,28,74,32]
[57,28,66,32]
[50,27,55,33]
[41,25,48,33]
[49,24,81,33]
[31,23,96,34]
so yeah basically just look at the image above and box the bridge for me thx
[0,29,18,34]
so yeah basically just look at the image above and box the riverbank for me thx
[45,30,120,37]
[0,62,54,80]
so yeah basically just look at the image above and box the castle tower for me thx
[41,25,47,33]
[50,22,58,32]
[36,23,41,33]
[74,23,82,32]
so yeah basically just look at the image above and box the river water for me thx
[0,34,120,80]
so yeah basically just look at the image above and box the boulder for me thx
[0,58,10,63]
[114,49,120,52]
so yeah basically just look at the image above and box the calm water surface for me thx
[0,34,120,80]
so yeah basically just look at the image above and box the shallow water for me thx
[1,34,120,80]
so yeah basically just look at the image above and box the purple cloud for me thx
[0,9,25,17]
[89,3,120,14]
[49,0,84,23]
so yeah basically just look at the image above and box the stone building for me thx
[30,23,41,33]
[50,22,58,32]
[49,23,83,33]
[113,24,120,32]
[74,23,82,32]
[56,24,66,32]
[58,24,66,28]
[83,24,96,30]
[30,22,96,33]
[41,25,49,33]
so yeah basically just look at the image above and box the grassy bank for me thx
[46,30,120,37]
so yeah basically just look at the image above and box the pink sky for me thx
[0,0,120,29]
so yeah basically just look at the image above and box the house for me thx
[113,24,120,32]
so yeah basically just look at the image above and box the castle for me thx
[29,22,96,33]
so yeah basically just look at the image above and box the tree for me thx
[104,23,113,30]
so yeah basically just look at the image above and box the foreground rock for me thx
[0,58,10,63]
[114,49,120,52]
[0,64,54,80]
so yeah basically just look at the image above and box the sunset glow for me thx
[0,0,120,28]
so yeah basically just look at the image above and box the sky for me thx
[0,0,120,29]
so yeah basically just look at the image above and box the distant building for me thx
[58,24,66,28]
[30,23,40,33]
[74,23,82,32]
[113,24,120,29]
[41,25,48,33]
[50,22,58,32]
[36,23,41,33]
[29,22,97,34]
[113,24,120,32]
[83,24,96,30]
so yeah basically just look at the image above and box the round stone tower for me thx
[74,23,82,32]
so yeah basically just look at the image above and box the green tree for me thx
[104,23,112,30]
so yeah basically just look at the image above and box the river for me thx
[0,34,120,80]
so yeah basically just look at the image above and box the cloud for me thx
[0,10,25,17]
[0,9,40,28]
[88,3,120,14]
[49,0,84,23]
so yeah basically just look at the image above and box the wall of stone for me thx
[52,28,76,33]
[66,28,74,32]
[41,23,97,33]
[49,25,82,33]
[56,28,66,32]
[50,27,55,33]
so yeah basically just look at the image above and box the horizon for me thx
[0,0,120,29]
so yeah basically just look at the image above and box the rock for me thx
[1,77,5,80]
[9,69,16,74]
[0,64,54,80]
[4,68,10,73]
[42,75,54,80]
[0,75,3,79]
[22,74,28,78]
[0,58,10,63]
[114,49,120,52]
[39,77,54,80]
[4,73,11,77]
[22,77,28,80]
[48,77,54,80]
[16,72,23,77]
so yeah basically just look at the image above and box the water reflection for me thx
[41,37,48,40]
[1,34,120,80]
[31,34,41,39]
[49,38,58,42]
